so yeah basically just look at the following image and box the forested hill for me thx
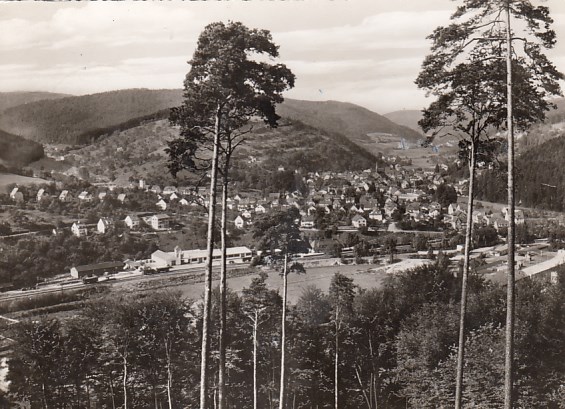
[476,134,565,210]
[0,91,69,113]
[0,89,184,145]
[0,129,44,167]
[383,109,423,132]
[64,116,378,187]
[278,99,423,152]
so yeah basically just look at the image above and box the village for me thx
[0,151,559,295]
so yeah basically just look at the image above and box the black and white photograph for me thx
[1,1,565,408]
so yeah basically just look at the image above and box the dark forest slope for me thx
[0,89,183,145]
[0,91,69,113]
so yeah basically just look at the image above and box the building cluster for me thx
[228,163,452,231]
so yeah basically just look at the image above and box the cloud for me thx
[276,10,450,57]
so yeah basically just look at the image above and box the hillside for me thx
[55,116,377,187]
[278,99,424,155]
[476,133,565,211]
[0,129,44,167]
[383,110,423,132]
[0,91,69,113]
[0,89,183,145]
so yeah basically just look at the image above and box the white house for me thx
[163,186,178,195]
[151,214,170,230]
[234,215,245,229]
[117,193,127,203]
[59,190,71,202]
[97,218,113,234]
[78,191,92,201]
[156,199,167,211]
[10,187,23,202]
[36,188,48,202]
[369,208,383,221]
[124,214,140,229]
[71,222,88,237]
[352,214,367,228]
[255,204,267,214]
[301,215,315,228]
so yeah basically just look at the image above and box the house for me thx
[234,215,245,229]
[179,198,189,206]
[502,208,526,224]
[124,214,140,229]
[97,217,113,234]
[59,190,71,202]
[117,193,127,203]
[78,191,92,201]
[301,215,315,228]
[493,217,509,232]
[163,186,178,195]
[255,204,267,214]
[98,192,107,201]
[406,202,421,218]
[151,214,170,230]
[150,185,162,194]
[384,201,398,217]
[349,204,363,214]
[448,203,459,215]
[151,249,179,268]
[70,261,124,279]
[36,188,48,202]
[352,214,367,228]
[369,208,383,221]
[71,222,88,237]
[226,197,236,210]
[156,199,167,211]
[169,192,179,201]
[10,187,23,202]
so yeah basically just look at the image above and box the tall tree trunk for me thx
[278,254,288,409]
[109,376,116,409]
[200,105,221,409]
[253,313,259,409]
[165,340,173,409]
[123,357,128,409]
[219,157,230,409]
[334,318,339,409]
[455,141,477,409]
[504,4,516,409]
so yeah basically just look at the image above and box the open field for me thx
[0,173,46,193]
[174,259,430,304]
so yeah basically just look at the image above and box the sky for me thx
[1,0,565,114]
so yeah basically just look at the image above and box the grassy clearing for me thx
[0,173,46,193]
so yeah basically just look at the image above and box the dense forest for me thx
[278,99,423,146]
[476,134,565,210]
[0,91,69,113]
[3,260,565,408]
[0,89,183,145]
[0,130,44,167]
